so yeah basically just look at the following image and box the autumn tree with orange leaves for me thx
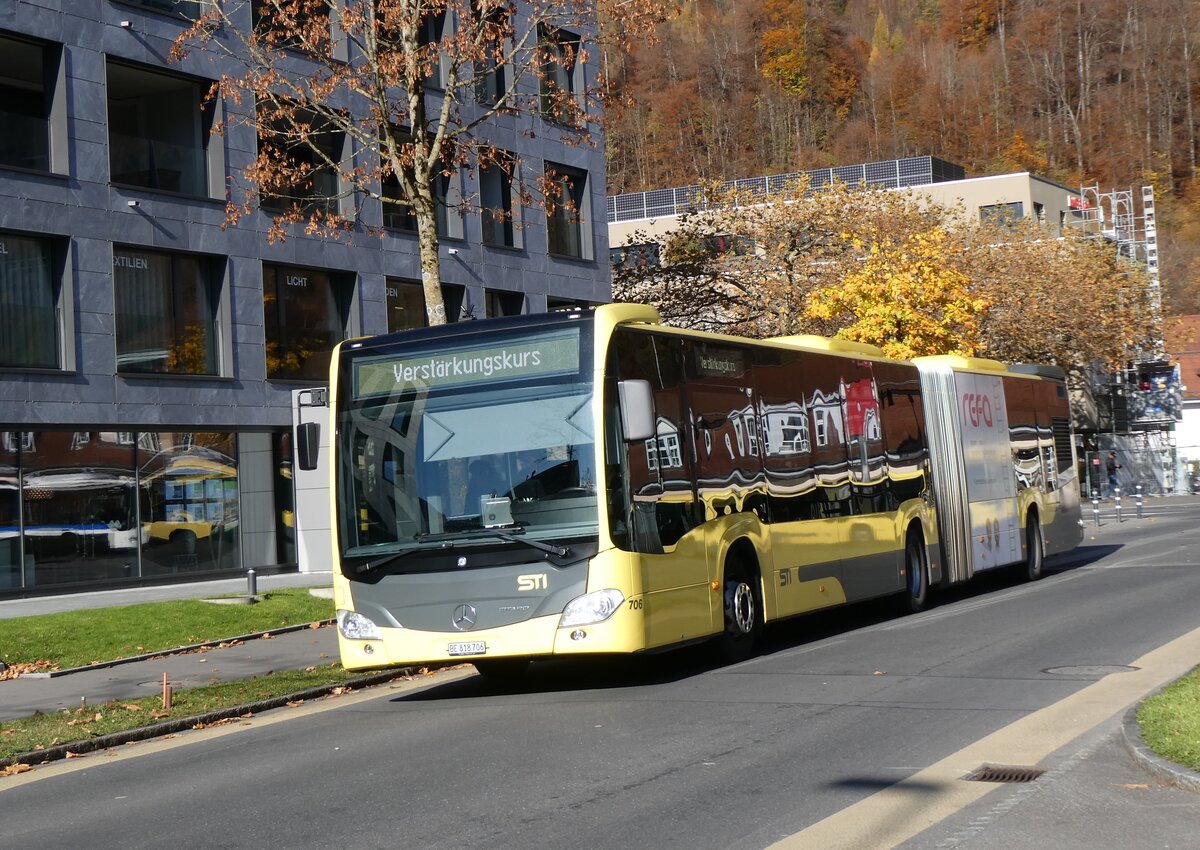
[173,0,671,325]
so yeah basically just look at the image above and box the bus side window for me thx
[608,328,697,553]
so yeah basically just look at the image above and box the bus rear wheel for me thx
[900,535,929,614]
[473,658,531,682]
[1018,517,1044,582]
[717,559,761,663]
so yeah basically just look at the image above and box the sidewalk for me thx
[0,571,339,721]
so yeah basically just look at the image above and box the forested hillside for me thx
[603,0,1200,310]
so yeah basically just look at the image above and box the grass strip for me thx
[1138,666,1200,773]
[0,663,397,764]
[0,588,334,671]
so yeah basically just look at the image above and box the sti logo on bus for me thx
[962,393,994,428]
[518,573,547,591]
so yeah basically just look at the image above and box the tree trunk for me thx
[418,207,447,325]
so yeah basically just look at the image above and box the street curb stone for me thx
[0,667,425,770]
[1121,702,1200,793]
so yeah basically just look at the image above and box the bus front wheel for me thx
[717,559,762,663]
[1018,517,1044,582]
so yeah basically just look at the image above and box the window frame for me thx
[106,59,216,198]
[261,262,353,382]
[480,150,522,249]
[257,105,345,217]
[544,162,591,260]
[0,230,68,371]
[0,31,60,175]
[538,24,583,125]
[112,245,224,377]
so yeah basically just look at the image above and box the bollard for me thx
[247,568,257,598]
[1115,488,1122,523]
[1092,495,1101,527]
[1136,484,1143,519]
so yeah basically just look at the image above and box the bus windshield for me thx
[335,323,598,569]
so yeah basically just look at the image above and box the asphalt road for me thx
[4,503,1200,849]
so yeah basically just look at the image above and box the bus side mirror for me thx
[618,379,655,442]
[297,421,320,471]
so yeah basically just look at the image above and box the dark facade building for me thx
[0,1,610,596]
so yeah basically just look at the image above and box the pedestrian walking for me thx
[1106,451,1121,498]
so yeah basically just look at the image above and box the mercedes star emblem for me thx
[451,603,477,631]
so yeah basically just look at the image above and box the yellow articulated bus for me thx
[299,304,1082,679]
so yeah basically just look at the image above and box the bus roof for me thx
[769,335,887,358]
[912,354,1011,375]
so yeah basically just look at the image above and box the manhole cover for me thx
[1043,665,1140,677]
[965,764,1046,783]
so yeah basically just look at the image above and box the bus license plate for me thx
[447,641,487,657]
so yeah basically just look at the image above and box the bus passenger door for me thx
[611,330,711,648]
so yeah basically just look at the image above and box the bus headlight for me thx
[337,609,383,641]
[559,589,625,628]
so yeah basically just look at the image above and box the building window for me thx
[386,278,426,333]
[258,109,342,215]
[107,60,211,196]
[0,433,17,589]
[545,162,589,259]
[262,263,348,381]
[117,0,202,18]
[539,25,582,124]
[480,151,519,248]
[114,247,220,375]
[547,298,593,312]
[252,0,331,53]
[20,432,138,586]
[140,431,240,576]
[644,432,684,471]
[979,202,1024,227]
[814,410,828,448]
[474,1,512,105]
[0,34,52,172]
[382,171,449,236]
[1,232,61,369]
[781,413,810,454]
[485,289,523,317]
[420,10,448,89]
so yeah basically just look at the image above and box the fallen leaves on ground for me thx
[192,712,253,731]
[0,660,58,680]
[1,763,32,776]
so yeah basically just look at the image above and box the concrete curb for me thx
[0,666,426,770]
[1121,701,1200,793]
[20,619,336,679]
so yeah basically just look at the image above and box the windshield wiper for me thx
[494,532,569,558]
[414,527,570,558]
[345,547,422,578]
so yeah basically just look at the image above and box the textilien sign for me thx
[353,328,581,397]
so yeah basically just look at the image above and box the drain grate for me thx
[964,764,1046,783]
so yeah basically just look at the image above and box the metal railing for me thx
[606,156,966,223]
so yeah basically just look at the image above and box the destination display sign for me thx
[353,328,581,397]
